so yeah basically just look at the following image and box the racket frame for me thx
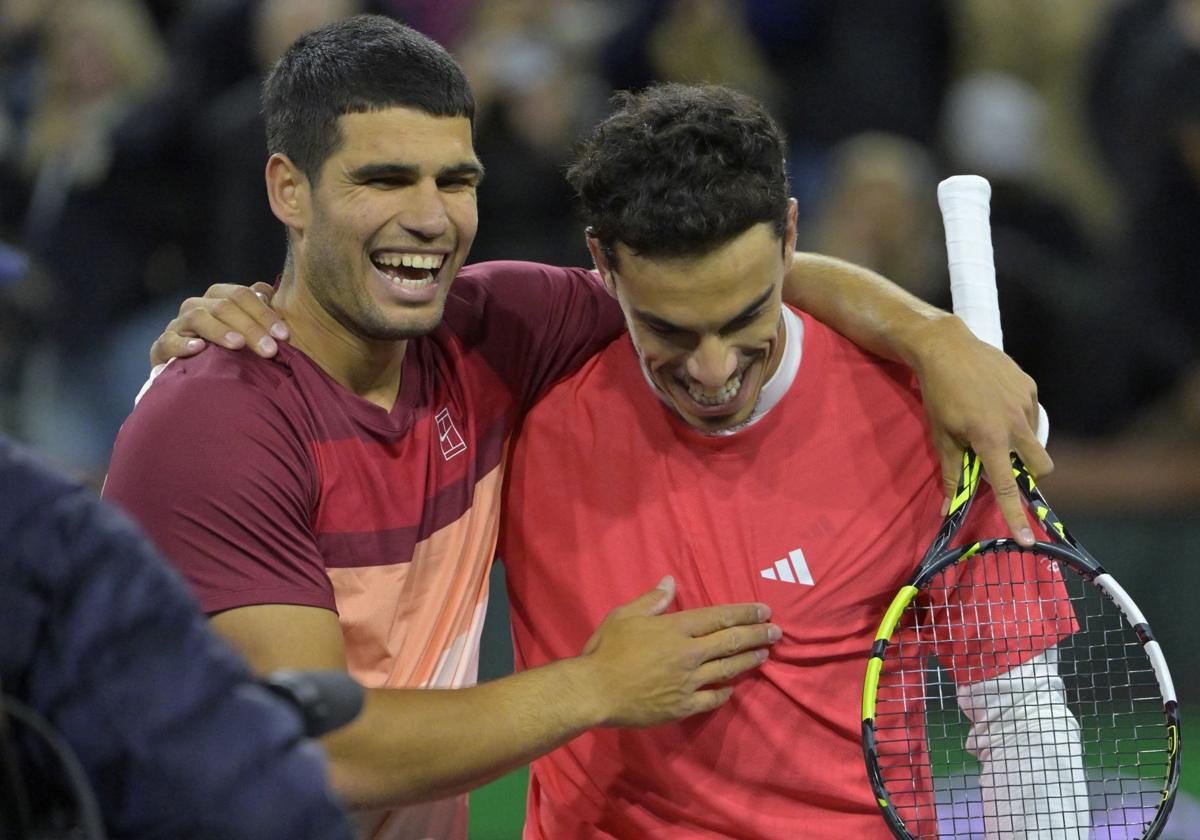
[861,451,1181,839]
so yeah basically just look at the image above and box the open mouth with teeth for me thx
[666,359,763,427]
[685,371,744,407]
[371,251,446,289]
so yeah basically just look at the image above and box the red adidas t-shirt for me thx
[501,311,1071,839]
[104,261,623,840]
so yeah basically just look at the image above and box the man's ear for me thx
[783,197,799,270]
[265,153,310,233]
[584,231,617,298]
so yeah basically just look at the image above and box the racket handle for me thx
[937,175,1050,445]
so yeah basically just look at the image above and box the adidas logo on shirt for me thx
[760,548,814,586]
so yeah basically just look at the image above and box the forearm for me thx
[783,251,959,370]
[323,657,602,808]
[784,251,1051,540]
[210,587,774,810]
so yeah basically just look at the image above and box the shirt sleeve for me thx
[927,489,1079,687]
[447,261,626,414]
[103,361,335,615]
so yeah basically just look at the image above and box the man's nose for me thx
[399,180,449,240]
[685,338,737,388]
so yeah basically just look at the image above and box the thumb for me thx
[637,575,676,616]
[250,281,277,304]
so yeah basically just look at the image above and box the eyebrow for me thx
[348,161,486,184]
[634,283,776,334]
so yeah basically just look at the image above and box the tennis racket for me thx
[860,175,1180,839]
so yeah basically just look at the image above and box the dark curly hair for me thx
[567,84,789,268]
[262,15,475,184]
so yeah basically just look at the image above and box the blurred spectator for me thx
[942,72,1048,185]
[744,0,952,216]
[1,0,182,478]
[0,0,55,233]
[948,0,1120,237]
[600,0,777,99]
[601,0,953,200]
[377,0,479,50]
[193,0,364,288]
[941,71,1125,436]
[799,132,944,303]
[458,0,619,266]
[1,0,381,478]
[1085,0,1200,420]
[0,244,49,437]
[18,0,171,324]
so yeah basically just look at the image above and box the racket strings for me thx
[872,545,1171,839]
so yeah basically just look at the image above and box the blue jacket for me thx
[0,436,351,838]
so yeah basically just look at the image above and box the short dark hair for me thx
[262,14,475,183]
[567,84,789,268]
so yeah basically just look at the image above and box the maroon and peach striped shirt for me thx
[104,261,623,839]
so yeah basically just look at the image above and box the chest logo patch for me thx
[760,548,814,586]
[435,406,467,461]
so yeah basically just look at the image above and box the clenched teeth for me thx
[686,372,743,406]
[391,276,435,288]
[374,253,444,270]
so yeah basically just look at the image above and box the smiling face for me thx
[282,106,482,343]
[595,212,797,433]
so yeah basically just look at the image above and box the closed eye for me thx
[641,320,699,349]
[366,176,412,189]
[437,174,481,192]
[720,310,763,336]
[642,318,683,338]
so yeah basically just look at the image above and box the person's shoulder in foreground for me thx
[0,435,350,839]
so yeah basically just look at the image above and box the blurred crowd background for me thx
[0,0,1197,502]
[2,1,1199,830]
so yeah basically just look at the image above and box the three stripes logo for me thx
[760,548,814,586]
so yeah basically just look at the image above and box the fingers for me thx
[670,601,772,637]
[149,318,207,367]
[177,285,288,357]
[1015,432,1054,481]
[696,621,780,663]
[580,590,777,727]
[691,620,778,684]
[691,648,770,688]
[249,281,277,305]
[151,283,288,366]
[936,434,963,515]
[680,686,735,717]
[977,444,1035,547]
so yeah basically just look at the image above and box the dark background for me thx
[1,1,1197,835]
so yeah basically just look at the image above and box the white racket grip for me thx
[937,175,1049,445]
[938,175,1003,350]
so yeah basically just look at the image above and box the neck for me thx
[274,270,407,411]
